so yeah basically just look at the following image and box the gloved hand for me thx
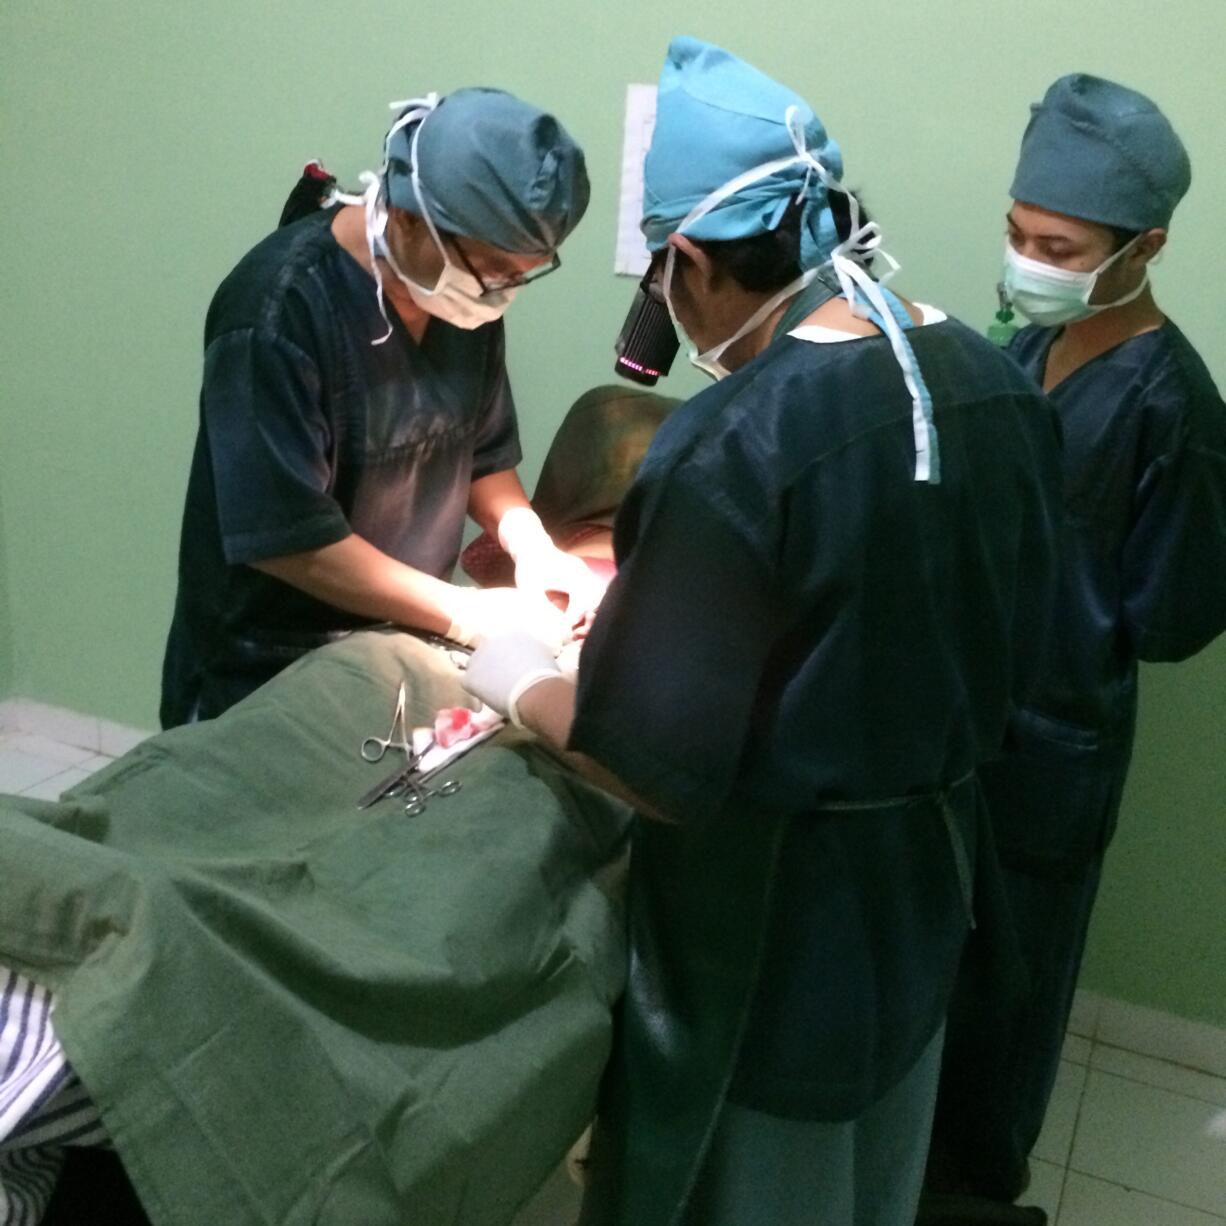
[463,630,563,727]
[518,548,605,620]
[444,585,567,653]
[498,507,604,620]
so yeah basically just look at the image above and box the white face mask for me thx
[371,203,518,330]
[661,244,817,381]
[1003,235,1147,328]
[332,94,519,342]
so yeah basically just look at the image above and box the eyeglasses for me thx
[444,234,561,295]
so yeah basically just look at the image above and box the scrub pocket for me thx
[979,706,1131,874]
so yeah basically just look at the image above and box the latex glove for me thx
[498,507,604,619]
[522,548,606,621]
[444,585,567,653]
[464,629,562,727]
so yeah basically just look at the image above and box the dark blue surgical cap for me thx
[1010,74,1190,232]
[385,87,590,256]
[641,37,844,271]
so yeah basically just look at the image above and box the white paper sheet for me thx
[411,719,502,777]
[614,84,657,277]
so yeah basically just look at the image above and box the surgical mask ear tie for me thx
[783,106,853,273]
[1003,233,1150,327]
[830,248,939,482]
[324,172,398,345]
[795,163,814,205]
[406,107,459,280]
[384,92,440,153]
[327,94,450,346]
[665,103,940,481]
[783,104,937,482]
[1087,234,1149,308]
[320,91,439,214]
[360,174,396,345]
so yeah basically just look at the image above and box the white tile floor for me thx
[4,730,1225,1226]
[515,1036,1226,1225]
[0,732,118,800]
[1020,1034,1226,1223]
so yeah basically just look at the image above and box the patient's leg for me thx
[1,968,110,1224]
[1,1147,63,1224]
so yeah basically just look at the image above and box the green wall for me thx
[1083,656,1226,1024]
[2,1,1223,1024]
[0,484,12,698]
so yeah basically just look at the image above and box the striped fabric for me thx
[0,1149,62,1226]
[1,969,108,1225]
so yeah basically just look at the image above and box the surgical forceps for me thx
[357,745,463,814]
[361,681,415,763]
[394,724,503,815]
[401,768,463,817]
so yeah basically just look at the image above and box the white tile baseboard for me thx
[1073,988,1226,1082]
[0,698,152,756]
[1069,988,1107,1039]
[98,717,154,757]
[1096,996,1226,1083]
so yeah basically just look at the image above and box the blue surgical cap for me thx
[385,87,590,256]
[1010,74,1190,232]
[642,37,844,270]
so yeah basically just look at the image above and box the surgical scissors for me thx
[406,723,501,813]
[402,775,462,817]
[361,681,416,763]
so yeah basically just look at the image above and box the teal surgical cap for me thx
[642,37,844,270]
[386,87,590,256]
[1010,74,1191,232]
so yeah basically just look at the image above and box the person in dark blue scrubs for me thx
[160,88,594,728]
[928,74,1226,1219]
[462,38,1065,1226]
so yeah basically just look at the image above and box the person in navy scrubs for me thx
[462,38,1065,1226]
[161,87,593,727]
[928,74,1226,1221]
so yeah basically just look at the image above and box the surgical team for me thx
[155,35,1225,1226]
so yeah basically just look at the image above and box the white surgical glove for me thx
[444,585,567,653]
[498,507,603,619]
[463,630,562,727]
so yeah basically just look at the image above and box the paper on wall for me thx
[614,84,657,277]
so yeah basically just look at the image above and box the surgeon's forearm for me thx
[516,678,668,821]
[249,534,457,635]
[468,469,533,540]
[515,676,577,749]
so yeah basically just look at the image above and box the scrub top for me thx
[161,210,521,728]
[1007,321,1226,730]
[977,320,1226,871]
[575,319,1062,820]
[570,317,1064,1120]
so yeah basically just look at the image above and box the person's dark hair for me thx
[1108,223,1141,251]
[690,191,873,293]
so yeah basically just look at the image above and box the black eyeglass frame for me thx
[444,234,561,295]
